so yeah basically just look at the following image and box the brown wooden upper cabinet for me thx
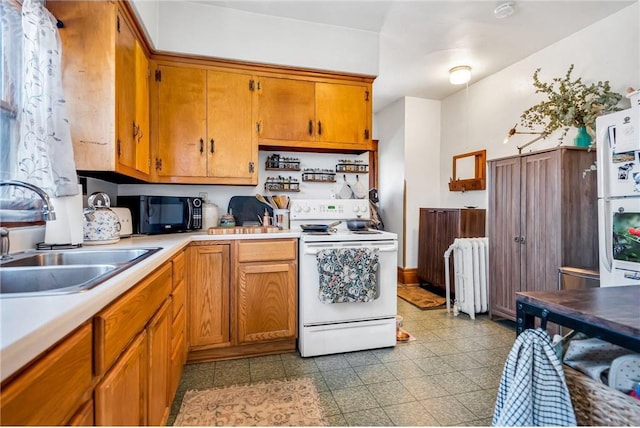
[257,77,372,152]
[151,63,258,185]
[48,1,151,181]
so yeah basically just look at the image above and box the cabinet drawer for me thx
[237,239,297,262]
[95,263,172,374]
[173,251,185,289]
[0,323,93,425]
[172,279,185,321]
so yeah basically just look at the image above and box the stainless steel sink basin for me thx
[0,247,161,297]
[1,248,156,267]
[1,265,117,295]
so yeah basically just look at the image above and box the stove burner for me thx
[351,230,382,235]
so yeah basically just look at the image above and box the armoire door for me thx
[520,150,562,294]
[489,156,522,320]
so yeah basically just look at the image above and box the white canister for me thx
[202,202,219,230]
[273,209,290,230]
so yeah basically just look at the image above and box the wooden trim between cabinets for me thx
[151,52,376,84]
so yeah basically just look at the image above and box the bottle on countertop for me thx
[262,209,271,226]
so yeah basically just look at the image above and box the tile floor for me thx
[167,297,517,426]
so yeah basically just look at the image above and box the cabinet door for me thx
[0,323,92,426]
[417,209,458,292]
[134,39,150,175]
[95,331,148,426]
[155,64,207,178]
[207,70,256,183]
[147,299,171,426]
[488,157,522,319]
[237,261,297,343]
[115,10,137,173]
[417,209,439,285]
[315,82,369,144]
[257,77,315,142]
[520,150,562,293]
[188,245,231,349]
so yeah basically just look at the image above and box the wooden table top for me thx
[517,286,640,341]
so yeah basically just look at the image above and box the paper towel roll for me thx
[44,184,84,245]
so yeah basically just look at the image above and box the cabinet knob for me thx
[308,120,313,135]
[199,138,204,154]
[210,139,215,153]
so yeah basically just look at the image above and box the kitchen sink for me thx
[1,265,117,295]
[1,248,158,267]
[0,247,161,298]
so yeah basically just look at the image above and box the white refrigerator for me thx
[596,100,640,286]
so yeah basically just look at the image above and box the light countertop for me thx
[0,230,300,383]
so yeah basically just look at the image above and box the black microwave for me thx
[117,195,202,235]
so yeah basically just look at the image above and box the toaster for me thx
[111,207,133,237]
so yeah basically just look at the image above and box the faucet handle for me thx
[0,227,11,260]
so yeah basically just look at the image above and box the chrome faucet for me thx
[0,180,57,260]
[0,180,56,221]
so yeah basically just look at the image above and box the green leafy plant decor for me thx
[519,64,623,143]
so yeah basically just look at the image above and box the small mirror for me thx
[449,149,486,192]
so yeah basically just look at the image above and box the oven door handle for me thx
[303,242,397,255]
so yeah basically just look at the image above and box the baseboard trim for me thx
[397,267,418,286]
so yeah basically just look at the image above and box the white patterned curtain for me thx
[16,0,78,197]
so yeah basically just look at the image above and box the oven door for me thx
[299,239,398,325]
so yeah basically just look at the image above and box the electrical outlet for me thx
[198,192,208,201]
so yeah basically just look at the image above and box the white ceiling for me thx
[196,0,634,110]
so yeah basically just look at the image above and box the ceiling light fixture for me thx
[494,2,515,19]
[503,124,544,153]
[449,65,472,85]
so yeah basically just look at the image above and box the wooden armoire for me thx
[417,208,486,295]
[488,146,598,321]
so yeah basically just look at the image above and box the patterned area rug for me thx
[397,285,447,310]
[173,377,327,426]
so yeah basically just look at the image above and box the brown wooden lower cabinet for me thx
[147,299,172,426]
[187,239,298,362]
[68,399,95,426]
[0,323,93,426]
[95,331,148,426]
[417,208,486,295]
[188,243,231,350]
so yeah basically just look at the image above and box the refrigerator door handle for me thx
[603,199,613,272]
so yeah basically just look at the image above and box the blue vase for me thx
[574,126,592,147]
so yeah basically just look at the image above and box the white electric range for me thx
[290,199,398,357]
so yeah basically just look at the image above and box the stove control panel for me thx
[290,199,370,220]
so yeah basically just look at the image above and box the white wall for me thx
[374,98,405,266]
[439,2,640,209]
[374,2,639,271]
[148,1,379,76]
[404,97,441,269]
[117,151,369,213]
[373,97,440,268]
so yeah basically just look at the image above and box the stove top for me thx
[290,199,397,242]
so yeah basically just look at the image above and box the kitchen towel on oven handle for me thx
[316,247,379,304]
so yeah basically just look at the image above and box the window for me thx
[1,0,22,181]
